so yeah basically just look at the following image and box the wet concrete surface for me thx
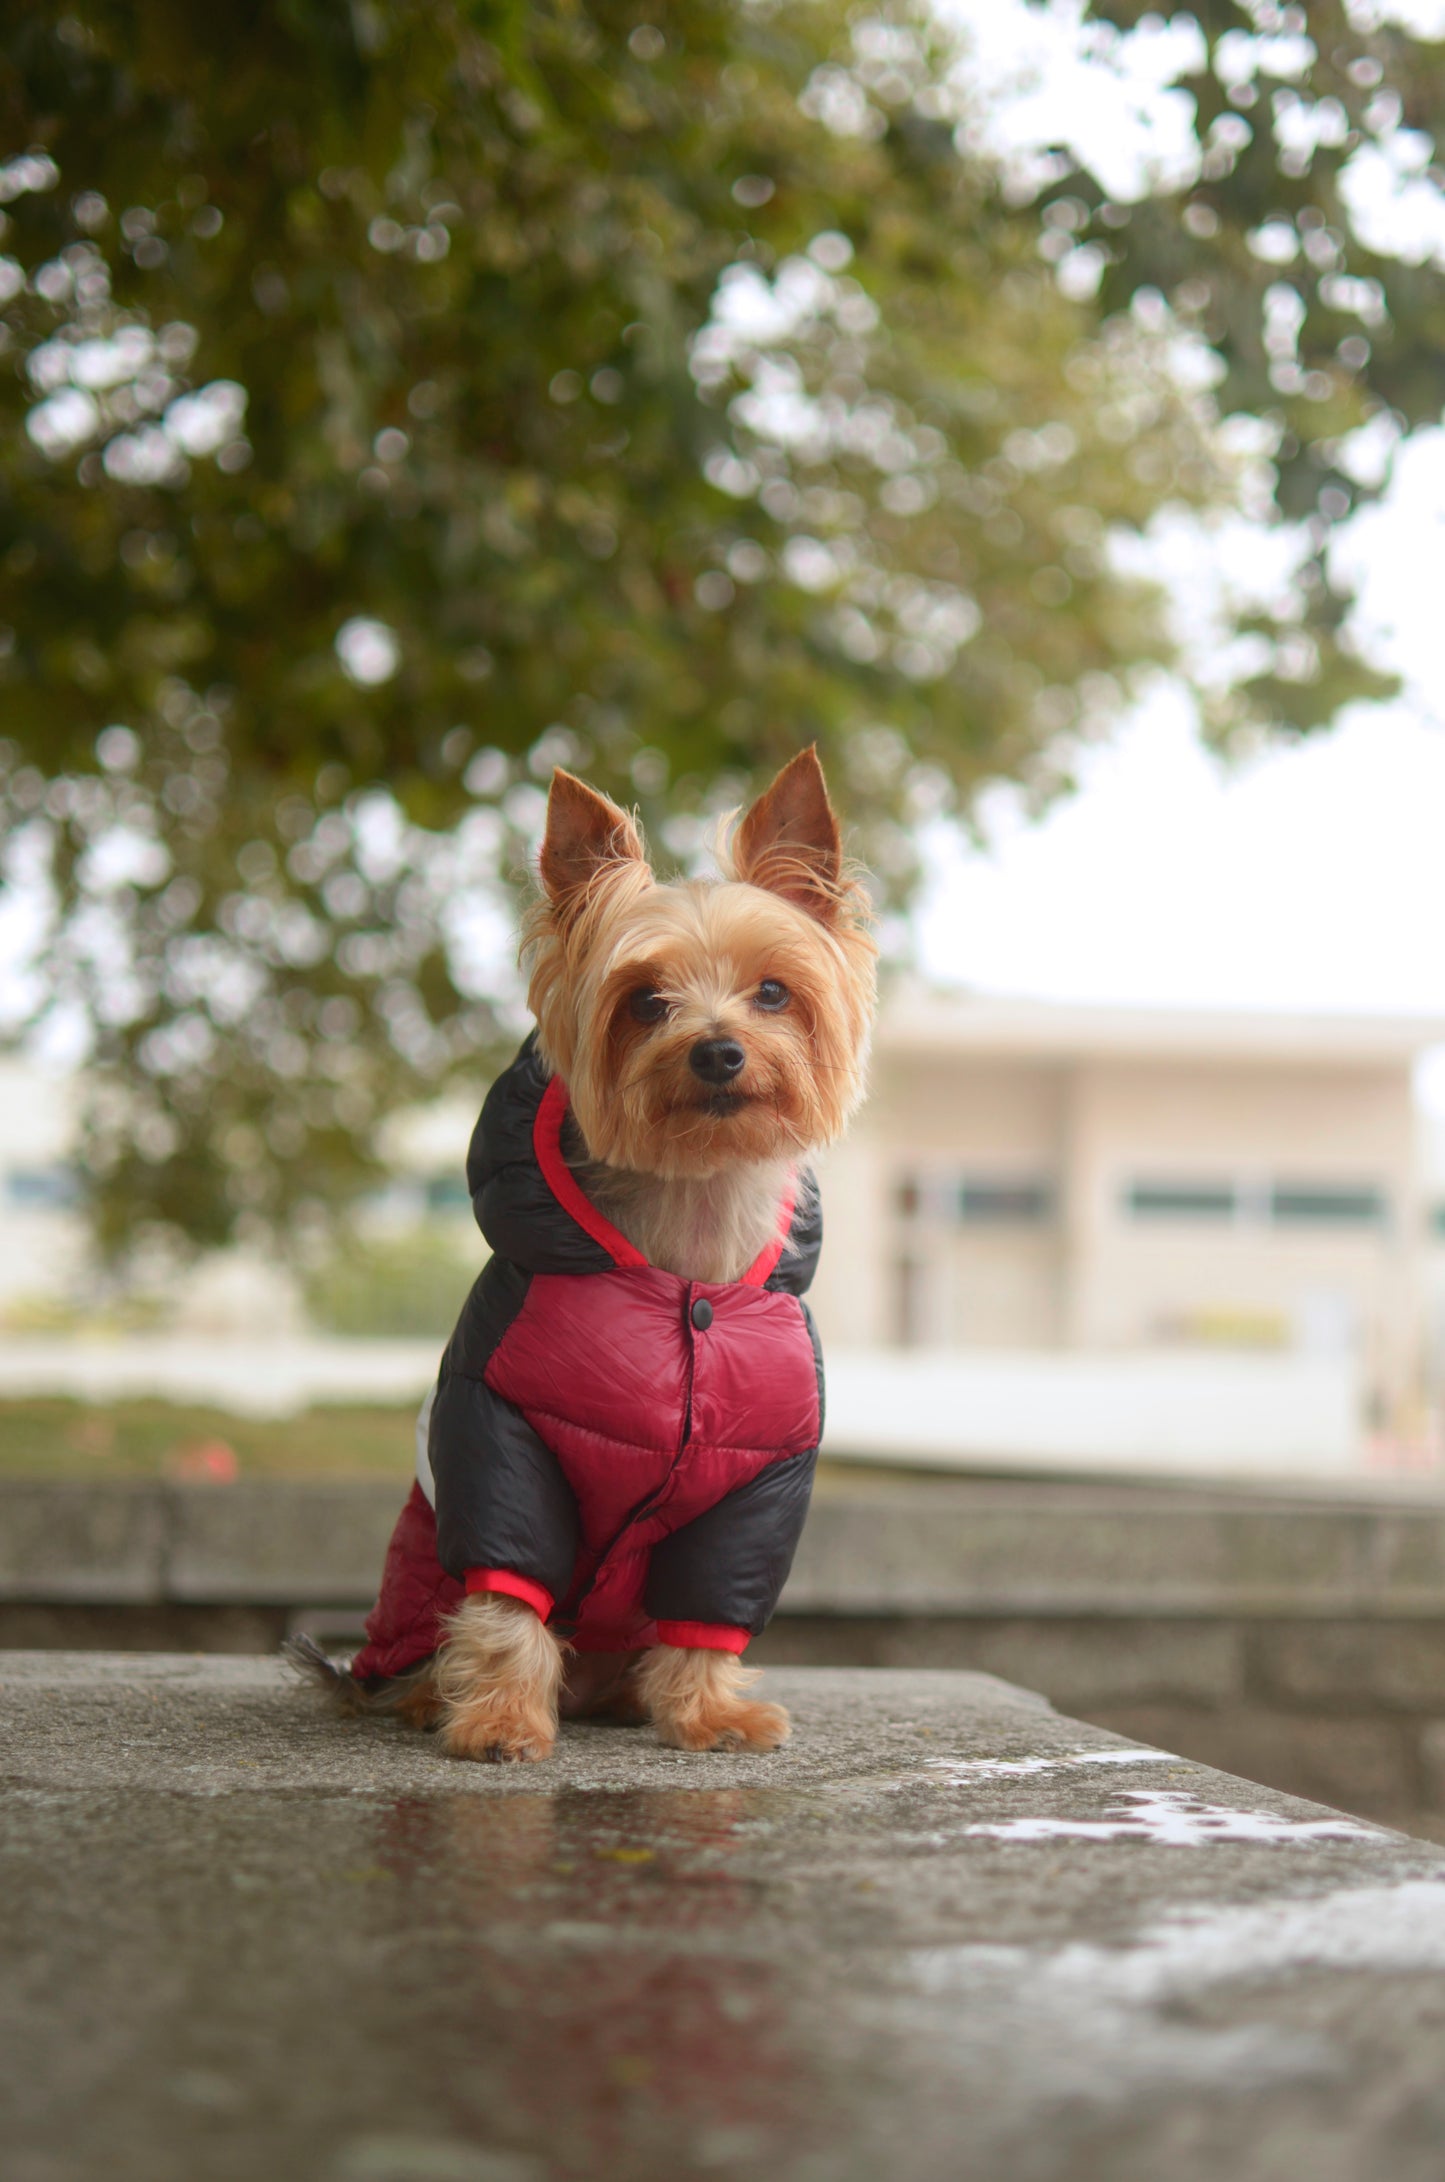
[6,1655,1445,2181]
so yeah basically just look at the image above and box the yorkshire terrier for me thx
[290,746,875,1758]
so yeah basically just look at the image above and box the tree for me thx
[1055,0,1445,735]
[0,0,1430,1253]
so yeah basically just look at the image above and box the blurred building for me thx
[809,992,1445,1452]
[0,1057,83,1315]
[6,996,1445,1469]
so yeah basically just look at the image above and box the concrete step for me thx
[5,1655,1445,2182]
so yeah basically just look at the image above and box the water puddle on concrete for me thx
[962,1788,1386,1846]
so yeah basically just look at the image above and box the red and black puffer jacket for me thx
[350,1034,824,1681]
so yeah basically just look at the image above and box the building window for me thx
[1269,1185,1384,1227]
[1124,1177,1388,1228]
[957,1179,1054,1224]
[1126,1181,1238,1220]
[897,1172,1055,1226]
[5,1165,79,1212]
[424,1173,471,1216]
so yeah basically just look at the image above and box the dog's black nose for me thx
[690,1037,746,1085]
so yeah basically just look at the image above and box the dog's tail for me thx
[281,1632,437,1725]
[282,1631,366,1713]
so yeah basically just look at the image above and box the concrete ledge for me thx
[750,1615,1445,1837]
[165,1481,405,1603]
[5,1656,1445,2181]
[11,1475,1445,1840]
[785,1487,1440,1614]
[0,1479,403,1604]
[11,1472,1445,1615]
[0,1480,169,1602]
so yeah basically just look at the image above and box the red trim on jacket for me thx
[533,1075,648,1269]
[464,1567,555,1621]
[655,1619,751,1653]
[741,1182,796,1287]
[535,1071,795,1287]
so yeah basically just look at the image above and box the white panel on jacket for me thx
[414,1382,437,1506]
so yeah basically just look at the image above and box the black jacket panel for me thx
[430,1370,581,1596]
[467,1032,614,1275]
[643,1442,819,1636]
[442,1254,531,1381]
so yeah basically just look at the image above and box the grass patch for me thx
[0,1398,418,1480]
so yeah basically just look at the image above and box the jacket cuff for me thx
[464,1568,554,1621]
[654,1620,750,1654]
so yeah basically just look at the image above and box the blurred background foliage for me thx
[303,1220,483,1338]
[0,0,1437,1256]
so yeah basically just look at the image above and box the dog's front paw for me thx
[439,1701,555,1764]
[658,1698,791,1753]
[433,1592,562,1762]
[436,1677,556,1762]
[445,1731,555,1764]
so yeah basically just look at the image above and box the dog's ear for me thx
[733,747,844,921]
[539,770,648,902]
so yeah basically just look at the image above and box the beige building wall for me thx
[812,1053,1067,1352]
[1066,1058,1423,1422]
[807,998,1438,1432]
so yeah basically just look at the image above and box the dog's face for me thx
[525,749,876,1177]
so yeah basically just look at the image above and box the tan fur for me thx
[635,1646,791,1752]
[573,1143,799,1285]
[725,744,846,917]
[557,1650,649,1723]
[522,747,876,1196]
[433,1593,566,1763]
[391,1670,444,1731]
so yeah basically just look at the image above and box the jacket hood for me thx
[466,1033,821,1294]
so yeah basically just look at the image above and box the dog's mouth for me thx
[694,1089,753,1119]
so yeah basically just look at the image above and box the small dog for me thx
[291,747,875,1758]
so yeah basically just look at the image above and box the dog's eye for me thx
[754,979,790,1012]
[629,988,668,1025]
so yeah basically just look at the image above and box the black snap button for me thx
[690,1297,714,1331]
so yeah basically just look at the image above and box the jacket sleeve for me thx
[643,1444,818,1648]
[428,1368,580,1616]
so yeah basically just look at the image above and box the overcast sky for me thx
[915,422,1445,1024]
